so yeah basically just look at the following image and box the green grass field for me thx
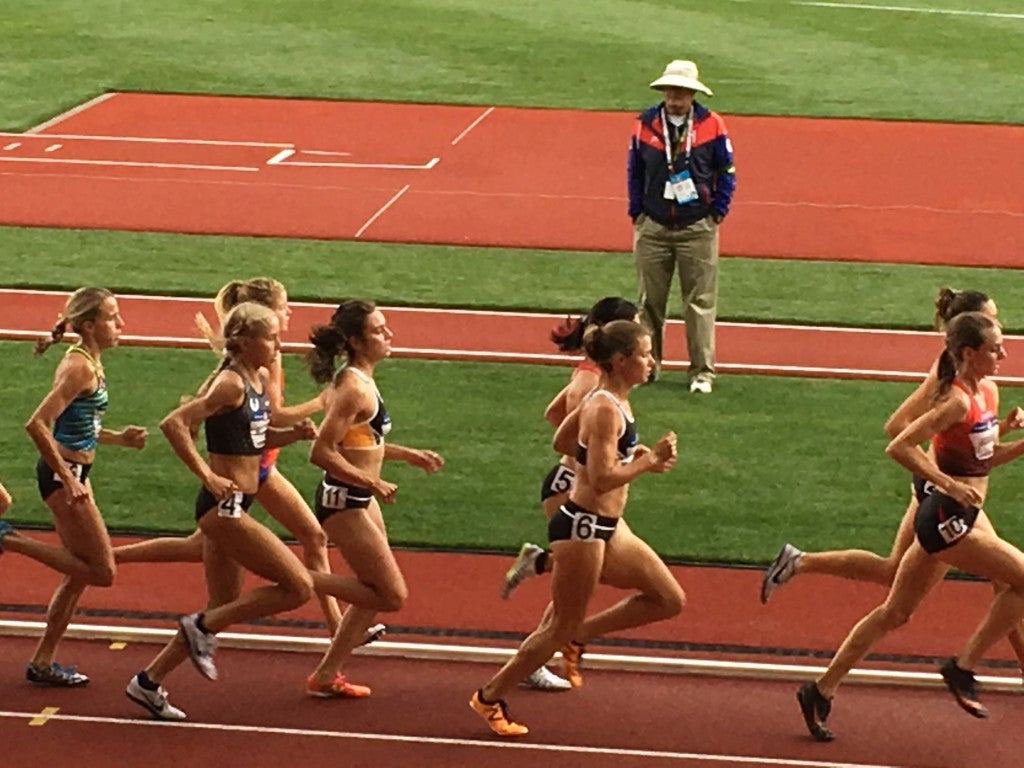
[2,0,1021,564]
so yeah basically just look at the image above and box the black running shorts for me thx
[914,490,979,554]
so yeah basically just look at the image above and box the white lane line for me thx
[44,144,62,152]
[278,158,439,170]
[0,131,294,148]
[266,148,295,165]
[0,158,259,172]
[24,92,118,134]
[4,288,1023,339]
[3,142,21,151]
[793,1,1024,19]
[354,184,411,238]
[0,710,907,767]
[5,329,1024,384]
[451,106,494,146]
[300,149,353,156]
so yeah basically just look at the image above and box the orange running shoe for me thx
[560,641,585,687]
[469,689,529,736]
[306,672,372,699]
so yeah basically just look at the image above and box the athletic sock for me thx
[477,688,498,705]
[534,551,549,575]
[137,671,160,691]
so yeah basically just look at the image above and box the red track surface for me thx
[2,637,1022,768]
[5,289,1024,383]
[3,93,1024,766]
[0,92,1021,266]
[2,534,1023,768]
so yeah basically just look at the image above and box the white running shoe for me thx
[126,675,187,721]
[519,666,572,692]
[501,543,544,599]
[179,613,218,681]
[761,543,804,604]
[689,378,713,394]
[361,623,387,646]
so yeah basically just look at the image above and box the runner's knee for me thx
[298,528,329,560]
[377,581,408,613]
[88,560,116,587]
[879,603,914,629]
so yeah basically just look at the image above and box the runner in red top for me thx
[796,311,1024,741]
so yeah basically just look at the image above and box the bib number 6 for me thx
[571,512,599,542]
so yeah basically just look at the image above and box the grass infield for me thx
[1,1,1020,564]
[4,341,1024,564]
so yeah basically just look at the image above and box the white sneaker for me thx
[179,613,218,681]
[689,378,713,394]
[761,543,804,604]
[126,675,187,720]
[519,666,572,692]
[500,543,544,599]
[361,623,387,646]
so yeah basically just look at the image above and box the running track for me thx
[3,93,1024,766]
[0,92,1021,267]
[2,534,1023,768]
[4,288,1024,383]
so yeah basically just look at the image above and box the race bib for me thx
[969,420,997,461]
[217,491,244,519]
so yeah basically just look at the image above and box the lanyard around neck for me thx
[661,106,693,167]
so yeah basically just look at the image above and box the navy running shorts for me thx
[314,476,372,522]
[540,463,575,502]
[548,499,619,543]
[36,456,93,501]
[195,486,255,521]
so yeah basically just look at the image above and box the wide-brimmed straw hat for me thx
[649,60,713,96]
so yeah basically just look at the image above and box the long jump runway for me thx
[0,91,1021,266]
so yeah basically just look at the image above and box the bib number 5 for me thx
[550,466,574,495]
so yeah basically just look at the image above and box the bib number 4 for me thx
[218,491,244,519]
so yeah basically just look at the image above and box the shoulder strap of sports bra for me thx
[65,344,104,379]
[341,365,382,398]
[589,389,629,431]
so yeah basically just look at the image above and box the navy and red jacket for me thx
[627,101,736,228]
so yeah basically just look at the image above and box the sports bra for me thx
[52,346,108,452]
[932,378,999,477]
[574,389,638,465]
[205,367,271,456]
[339,367,392,449]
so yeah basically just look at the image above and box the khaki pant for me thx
[633,214,718,380]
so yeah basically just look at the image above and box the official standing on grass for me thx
[628,59,736,392]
